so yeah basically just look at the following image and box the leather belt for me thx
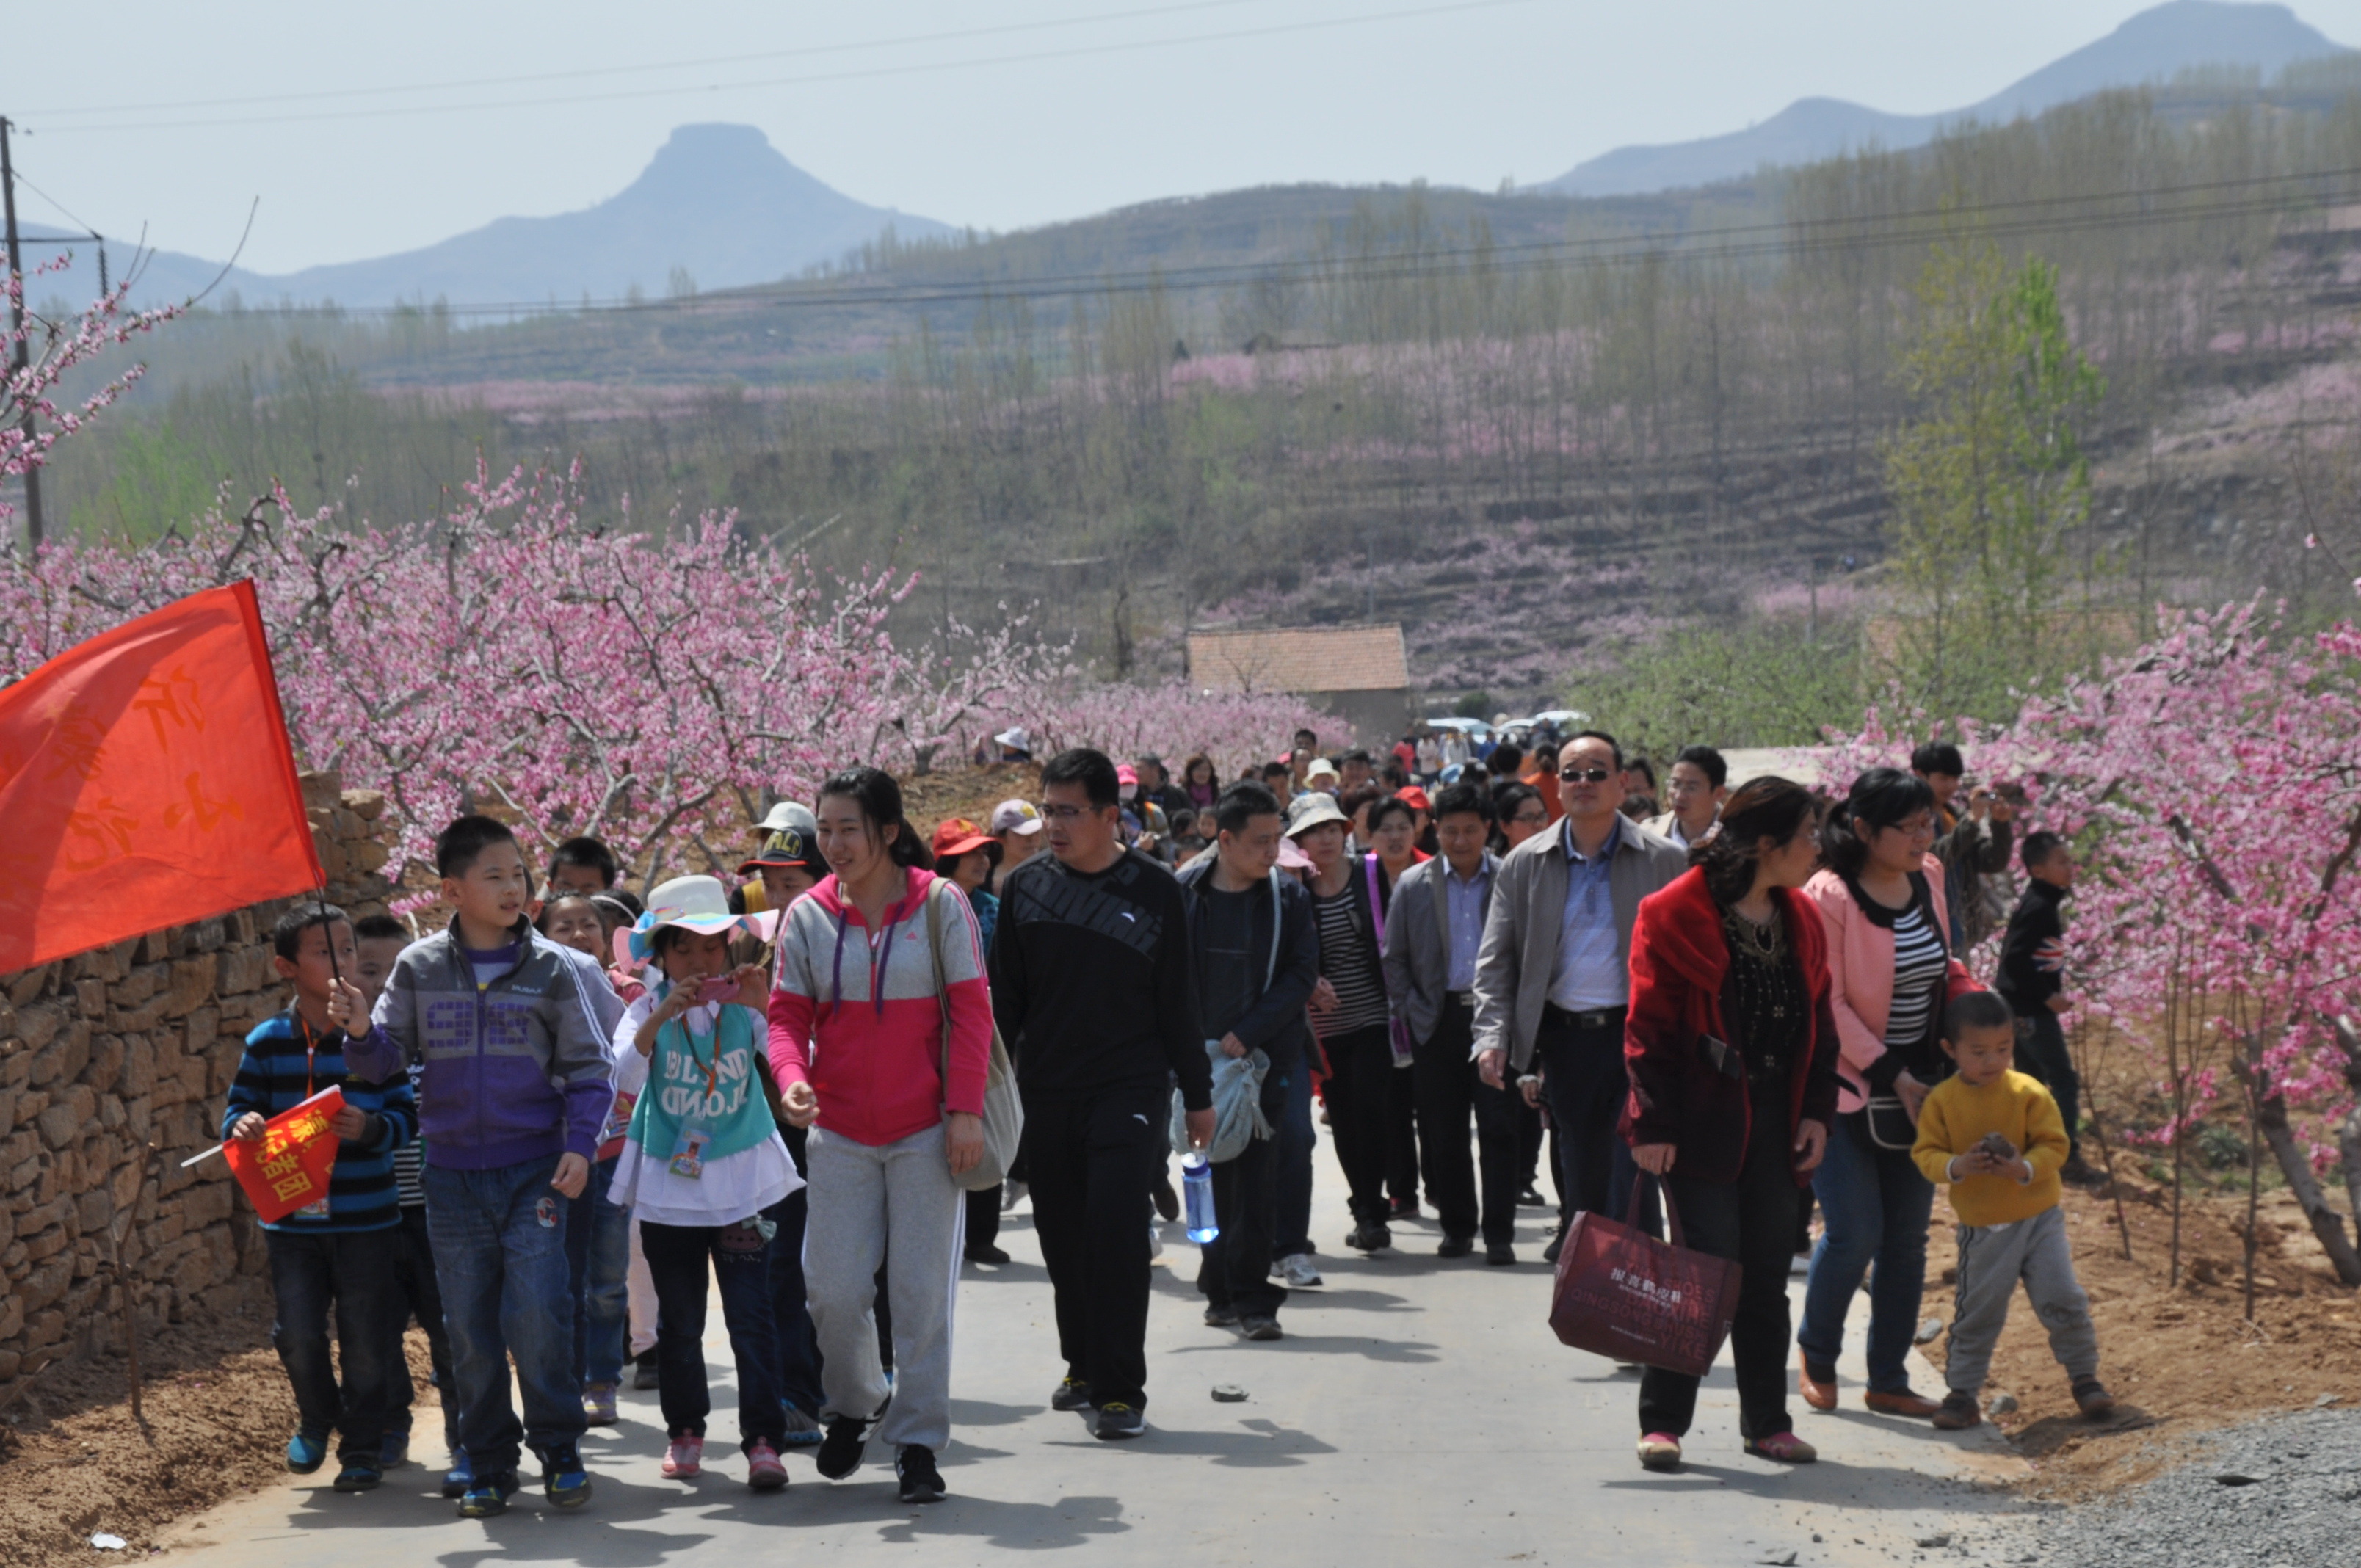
[1446,990,1476,1007]
[1544,1002,1627,1032]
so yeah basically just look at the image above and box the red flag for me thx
[0,581,324,971]
[222,1086,347,1223]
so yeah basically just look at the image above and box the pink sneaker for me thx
[1636,1431,1682,1471]
[1744,1431,1818,1464]
[661,1435,703,1478]
[747,1439,788,1491]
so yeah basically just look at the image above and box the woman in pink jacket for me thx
[1795,768,1976,1421]
[769,767,992,1508]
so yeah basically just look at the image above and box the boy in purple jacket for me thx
[334,816,618,1518]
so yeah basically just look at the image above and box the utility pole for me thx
[1,115,43,548]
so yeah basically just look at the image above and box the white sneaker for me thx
[1149,1222,1164,1259]
[1278,1254,1323,1288]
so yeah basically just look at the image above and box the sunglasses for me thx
[1559,766,1615,784]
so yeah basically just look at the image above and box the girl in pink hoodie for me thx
[769,766,990,1507]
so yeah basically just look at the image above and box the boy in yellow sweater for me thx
[1912,992,2116,1430]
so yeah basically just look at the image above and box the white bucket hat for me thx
[618,874,779,968]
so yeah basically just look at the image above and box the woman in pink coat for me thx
[1794,768,1978,1421]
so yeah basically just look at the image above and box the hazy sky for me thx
[7,0,2360,275]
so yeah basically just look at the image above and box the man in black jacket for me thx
[993,749,1216,1440]
[1176,782,1320,1342]
[1995,831,2096,1183]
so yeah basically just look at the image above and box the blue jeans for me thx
[565,1155,631,1387]
[1799,1111,1935,1393]
[265,1227,401,1462]
[641,1217,785,1451]
[423,1155,585,1477]
[1272,1063,1315,1260]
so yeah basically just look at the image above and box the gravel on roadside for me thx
[2009,1408,2361,1568]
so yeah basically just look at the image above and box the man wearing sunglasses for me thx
[1473,731,1686,1263]
[990,748,1216,1442]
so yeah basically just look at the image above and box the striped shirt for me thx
[1883,903,1950,1053]
[222,1008,416,1233]
[1312,885,1390,1037]
[392,1063,427,1207]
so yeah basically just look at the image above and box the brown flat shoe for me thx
[1864,1388,1942,1419]
[1930,1392,1982,1430]
[1797,1351,1837,1412]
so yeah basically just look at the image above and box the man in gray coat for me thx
[1382,781,1516,1264]
[1473,731,1686,1263]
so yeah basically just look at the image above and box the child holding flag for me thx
[606,876,799,1489]
[334,815,619,1519]
[224,904,418,1495]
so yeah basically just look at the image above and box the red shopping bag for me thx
[1548,1181,1740,1378]
[222,1086,346,1224]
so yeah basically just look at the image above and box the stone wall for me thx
[0,770,394,1390]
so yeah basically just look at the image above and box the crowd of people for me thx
[222,720,2115,1516]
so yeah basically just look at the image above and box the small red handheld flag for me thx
[222,1086,347,1224]
[0,581,323,971]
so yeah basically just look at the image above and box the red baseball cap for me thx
[931,818,998,861]
[1398,785,1432,812]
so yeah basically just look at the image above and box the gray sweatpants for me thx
[804,1122,967,1452]
[1944,1204,2098,1395]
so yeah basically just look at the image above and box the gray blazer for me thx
[1471,816,1686,1072]
[1381,851,1500,1048]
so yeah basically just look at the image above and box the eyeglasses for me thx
[1880,816,1937,838]
[1559,766,1614,784]
[1036,802,1098,822]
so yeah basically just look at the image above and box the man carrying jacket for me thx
[1473,733,1686,1264]
[1176,780,1320,1342]
[1382,781,1517,1263]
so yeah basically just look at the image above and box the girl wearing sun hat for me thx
[605,876,799,1490]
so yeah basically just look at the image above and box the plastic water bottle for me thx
[1181,1153,1219,1244]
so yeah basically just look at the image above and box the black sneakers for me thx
[1094,1402,1145,1440]
[1345,1224,1392,1252]
[1437,1234,1475,1259]
[1486,1243,1516,1266]
[965,1243,1012,1265]
[1203,1304,1241,1328]
[1051,1376,1095,1412]
[816,1415,870,1480]
[1239,1315,1283,1341]
[896,1445,946,1503]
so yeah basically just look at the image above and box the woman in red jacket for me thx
[1623,777,1839,1472]
[769,767,992,1507]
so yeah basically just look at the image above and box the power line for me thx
[162,162,2361,322]
[33,0,1544,134]
[26,0,1265,118]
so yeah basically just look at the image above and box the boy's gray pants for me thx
[1944,1204,2098,1395]
[804,1122,967,1451]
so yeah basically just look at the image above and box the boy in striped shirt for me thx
[223,904,418,1495]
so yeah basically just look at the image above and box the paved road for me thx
[161,1152,2022,1567]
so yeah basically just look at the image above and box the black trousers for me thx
[965,1187,1002,1252]
[1022,1084,1169,1411]
[1412,998,1520,1245]
[1387,1053,1422,1208]
[1637,1086,1802,1441]
[1319,1023,1398,1229]
[388,1204,457,1451]
[2015,1011,2082,1161]
[1536,1008,1644,1228]
[1197,1072,1288,1318]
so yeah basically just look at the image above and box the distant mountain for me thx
[18,124,949,312]
[1533,1,2352,197]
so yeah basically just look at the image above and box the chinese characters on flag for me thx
[222,1086,347,1224]
[0,581,323,970]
